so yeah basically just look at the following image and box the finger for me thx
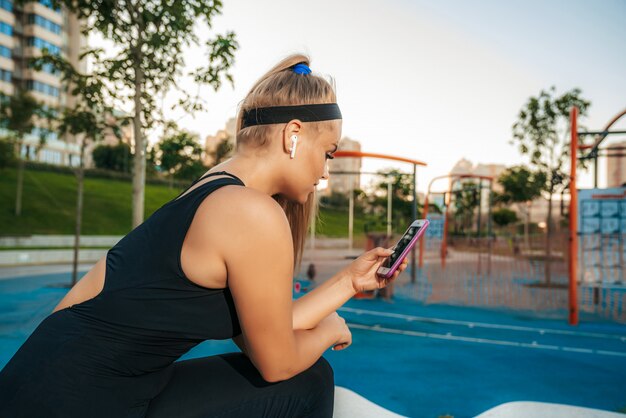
[368,247,394,260]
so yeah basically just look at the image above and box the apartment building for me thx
[326,137,362,195]
[204,117,236,167]
[0,0,84,166]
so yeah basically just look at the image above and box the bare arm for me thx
[222,190,341,382]
[51,254,107,313]
[292,271,356,330]
[292,246,407,330]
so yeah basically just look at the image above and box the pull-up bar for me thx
[578,130,626,137]
[577,108,626,186]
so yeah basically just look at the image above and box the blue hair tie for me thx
[292,63,312,75]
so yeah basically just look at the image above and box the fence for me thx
[318,170,626,323]
[393,232,626,323]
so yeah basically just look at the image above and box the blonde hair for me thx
[235,54,337,274]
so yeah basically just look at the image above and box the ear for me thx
[282,119,302,154]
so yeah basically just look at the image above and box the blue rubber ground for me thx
[1,271,625,418]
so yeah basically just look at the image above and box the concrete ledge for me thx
[0,249,107,266]
[474,401,625,418]
[0,235,122,247]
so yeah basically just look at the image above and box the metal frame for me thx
[329,150,427,284]
[568,107,626,326]
[577,109,626,187]
[419,174,494,269]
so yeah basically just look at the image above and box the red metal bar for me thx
[569,106,579,326]
[333,150,427,167]
[418,194,429,268]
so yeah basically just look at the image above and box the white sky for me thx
[93,0,626,193]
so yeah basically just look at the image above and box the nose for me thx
[321,160,330,180]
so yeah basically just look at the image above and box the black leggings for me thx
[145,353,335,418]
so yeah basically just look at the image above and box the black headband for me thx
[241,103,342,130]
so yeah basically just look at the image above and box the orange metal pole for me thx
[569,106,579,326]
[441,198,448,269]
[419,194,429,268]
[333,150,427,167]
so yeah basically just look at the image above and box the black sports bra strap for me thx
[197,171,245,185]
[175,171,245,199]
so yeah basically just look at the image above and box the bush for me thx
[0,136,17,169]
[92,143,132,173]
[492,208,518,227]
[320,191,349,209]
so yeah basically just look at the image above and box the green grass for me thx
[0,167,390,238]
[0,168,181,235]
[316,207,382,238]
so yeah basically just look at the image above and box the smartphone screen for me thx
[380,224,421,269]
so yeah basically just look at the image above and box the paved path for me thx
[2,246,626,417]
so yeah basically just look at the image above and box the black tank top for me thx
[81,170,245,360]
[0,171,246,417]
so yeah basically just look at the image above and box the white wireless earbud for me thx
[290,135,298,159]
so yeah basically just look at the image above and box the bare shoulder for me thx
[201,185,289,232]
[195,185,293,265]
[180,184,292,289]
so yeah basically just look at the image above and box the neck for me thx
[208,153,283,197]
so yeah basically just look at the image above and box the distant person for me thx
[307,262,317,282]
[0,54,408,418]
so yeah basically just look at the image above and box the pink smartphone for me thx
[376,219,430,279]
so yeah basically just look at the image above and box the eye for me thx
[325,152,335,160]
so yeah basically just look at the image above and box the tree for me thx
[497,166,546,250]
[0,89,47,216]
[208,136,234,168]
[512,86,590,285]
[55,0,238,227]
[156,122,205,184]
[31,50,123,286]
[492,208,518,228]
[371,169,416,232]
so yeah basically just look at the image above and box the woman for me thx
[0,54,407,418]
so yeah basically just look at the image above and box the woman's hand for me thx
[318,312,352,351]
[342,246,409,293]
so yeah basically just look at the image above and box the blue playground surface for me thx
[1,270,625,418]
